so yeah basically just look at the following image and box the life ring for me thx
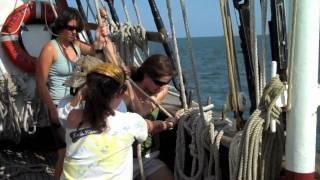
[0,1,56,73]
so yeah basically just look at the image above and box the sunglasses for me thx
[152,79,171,86]
[64,25,82,32]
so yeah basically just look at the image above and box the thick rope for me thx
[109,23,148,67]
[165,0,188,110]
[0,73,39,143]
[178,0,206,123]
[121,0,131,23]
[229,76,286,180]
[219,0,242,128]
[49,0,58,18]
[249,0,261,107]
[286,0,298,111]
[174,104,229,180]
[0,74,21,143]
[260,0,267,90]
[132,0,142,26]
[130,0,149,60]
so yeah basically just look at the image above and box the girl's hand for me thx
[70,86,87,107]
[95,8,109,49]
[95,23,108,49]
[164,117,177,130]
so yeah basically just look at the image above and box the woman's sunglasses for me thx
[152,79,171,86]
[64,25,82,33]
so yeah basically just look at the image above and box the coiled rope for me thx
[174,104,227,180]
[229,76,286,180]
[0,73,38,143]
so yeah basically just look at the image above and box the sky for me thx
[70,0,272,38]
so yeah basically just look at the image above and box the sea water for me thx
[149,36,320,152]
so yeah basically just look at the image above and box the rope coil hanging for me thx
[229,76,286,180]
[174,104,227,180]
[0,73,39,143]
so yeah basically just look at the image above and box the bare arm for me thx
[36,42,58,124]
[152,85,169,104]
[123,82,169,117]
[77,15,121,66]
[67,109,83,129]
[146,118,175,134]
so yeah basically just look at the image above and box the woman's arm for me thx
[123,82,169,117]
[152,85,169,104]
[146,118,175,134]
[77,13,121,66]
[67,109,83,129]
[36,42,58,124]
[122,81,151,117]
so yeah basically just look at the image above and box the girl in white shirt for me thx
[61,63,148,180]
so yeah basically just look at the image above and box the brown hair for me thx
[52,7,84,35]
[131,54,174,82]
[81,64,126,130]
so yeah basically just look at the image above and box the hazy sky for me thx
[71,0,268,38]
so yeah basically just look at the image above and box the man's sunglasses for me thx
[152,79,171,86]
[64,25,82,32]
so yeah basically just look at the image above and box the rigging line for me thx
[220,0,242,129]
[105,0,120,24]
[121,0,131,23]
[249,0,261,107]
[49,0,58,18]
[94,0,103,24]
[286,0,298,111]
[227,1,242,92]
[86,1,89,19]
[165,0,188,110]
[86,0,98,24]
[132,0,142,26]
[147,0,181,91]
[260,0,268,91]
[98,0,118,30]
[75,0,94,43]
[130,0,150,60]
[225,2,242,93]
[178,1,207,178]
[44,5,59,36]
[178,0,205,122]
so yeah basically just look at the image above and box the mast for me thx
[285,0,319,179]
[147,0,182,96]
[269,0,288,81]
[233,0,257,113]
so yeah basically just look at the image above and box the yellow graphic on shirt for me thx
[63,131,134,179]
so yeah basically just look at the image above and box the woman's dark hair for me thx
[51,7,84,36]
[81,72,124,130]
[131,54,174,82]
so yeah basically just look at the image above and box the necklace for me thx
[56,39,77,62]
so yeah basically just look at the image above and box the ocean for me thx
[149,36,320,151]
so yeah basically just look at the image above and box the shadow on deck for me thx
[0,127,58,179]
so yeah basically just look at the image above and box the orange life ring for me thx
[1,1,55,73]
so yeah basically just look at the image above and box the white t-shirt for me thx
[61,111,148,180]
